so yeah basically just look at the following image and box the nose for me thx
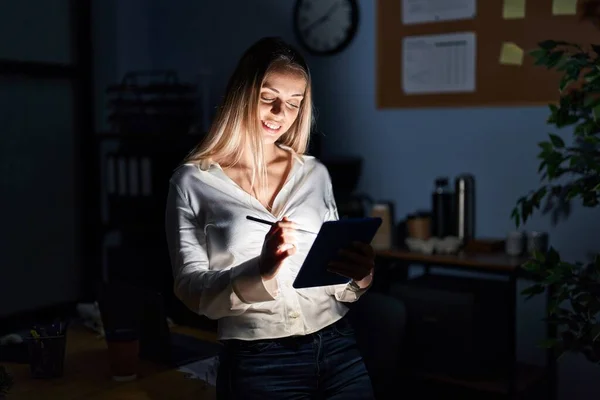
[270,99,284,117]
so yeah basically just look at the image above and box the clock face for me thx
[294,0,359,55]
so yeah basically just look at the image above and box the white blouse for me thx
[165,147,369,341]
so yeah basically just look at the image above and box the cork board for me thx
[376,0,600,108]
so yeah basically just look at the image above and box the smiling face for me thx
[258,68,307,145]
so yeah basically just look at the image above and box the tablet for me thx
[292,217,383,289]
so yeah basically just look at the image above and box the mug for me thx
[505,231,526,256]
[527,231,549,254]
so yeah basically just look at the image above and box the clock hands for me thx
[301,1,341,37]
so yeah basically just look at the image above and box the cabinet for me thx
[375,249,556,399]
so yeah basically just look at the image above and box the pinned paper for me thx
[402,32,476,94]
[499,42,524,65]
[552,0,578,15]
[503,0,526,19]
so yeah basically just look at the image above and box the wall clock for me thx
[293,0,359,56]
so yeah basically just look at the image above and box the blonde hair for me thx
[185,37,314,198]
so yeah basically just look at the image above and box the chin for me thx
[262,136,280,146]
[261,127,286,145]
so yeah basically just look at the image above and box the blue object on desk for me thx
[292,217,382,289]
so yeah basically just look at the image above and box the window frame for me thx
[0,0,97,300]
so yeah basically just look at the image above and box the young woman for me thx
[165,37,376,399]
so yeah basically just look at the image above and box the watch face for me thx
[294,0,359,55]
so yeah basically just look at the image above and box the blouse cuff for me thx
[334,277,372,302]
[230,257,279,304]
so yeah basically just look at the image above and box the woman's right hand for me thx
[259,217,297,280]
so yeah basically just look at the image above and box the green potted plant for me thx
[511,35,600,363]
[0,366,14,399]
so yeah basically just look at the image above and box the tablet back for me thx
[292,217,382,289]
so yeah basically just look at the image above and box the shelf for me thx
[376,248,530,273]
[417,363,547,394]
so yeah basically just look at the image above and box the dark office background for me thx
[0,1,598,398]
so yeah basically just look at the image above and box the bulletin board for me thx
[377,0,600,108]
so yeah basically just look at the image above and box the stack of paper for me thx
[177,356,219,386]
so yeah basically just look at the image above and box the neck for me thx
[239,143,279,168]
[263,142,279,163]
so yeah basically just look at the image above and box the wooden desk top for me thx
[376,248,530,273]
[4,324,218,400]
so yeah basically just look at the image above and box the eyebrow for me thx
[263,86,304,97]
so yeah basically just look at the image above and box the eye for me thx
[261,96,275,102]
[287,102,300,109]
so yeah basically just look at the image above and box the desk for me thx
[375,249,556,400]
[4,324,218,400]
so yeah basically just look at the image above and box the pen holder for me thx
[27,333,67,379]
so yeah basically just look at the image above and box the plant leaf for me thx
[511,207,521,227]
[530,49,548,61]
[538,40,564,50]
[549,133,565,148]
[522,283,545,299]
[560,76,574,92]
[593,105,600,121]
[539,141,554,153]
[533,249,547,263]
[547,247,561,264]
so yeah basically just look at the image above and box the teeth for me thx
[263,121,280,130]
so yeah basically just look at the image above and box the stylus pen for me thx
[246,215,318,235]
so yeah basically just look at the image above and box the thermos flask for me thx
[455,174,475,242]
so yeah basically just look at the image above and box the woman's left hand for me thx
[327,241,375,289]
